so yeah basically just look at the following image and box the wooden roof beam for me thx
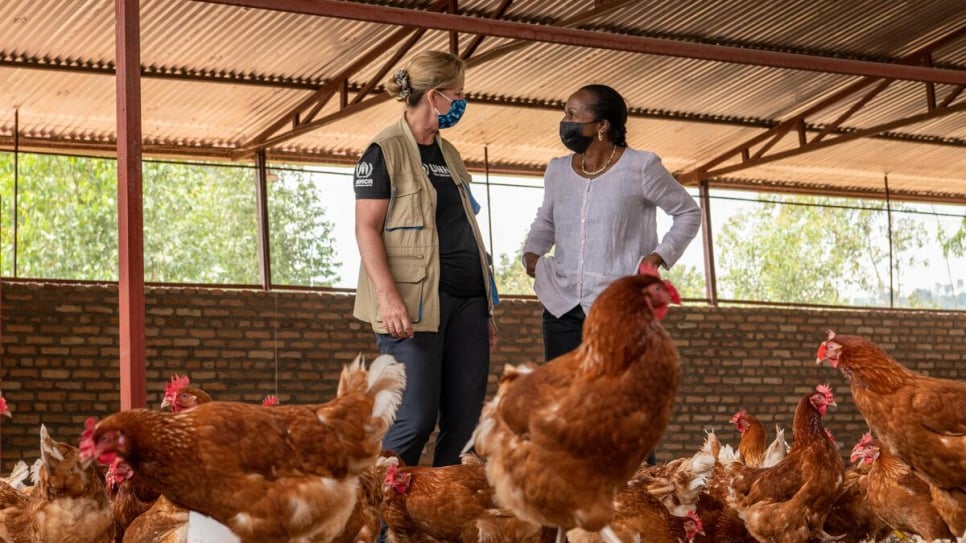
[196,0,966,85]
[232,0,637,155]
[243,0,450,148]
[678,27,966,183]
[703,99,966,179]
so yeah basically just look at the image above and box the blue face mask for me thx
[435,92,467,129]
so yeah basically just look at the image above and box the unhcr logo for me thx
[355,161,373,179]
[424,163,452,178]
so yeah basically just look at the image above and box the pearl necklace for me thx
[580,145,617,177]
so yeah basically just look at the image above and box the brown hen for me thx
[80,354,405,543]
[849,433,953,541]
[471,268,682,543]
[818,330,966,537]
[726,385,844,543]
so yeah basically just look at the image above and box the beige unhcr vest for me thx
[353,117,494,333]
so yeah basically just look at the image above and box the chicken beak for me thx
[160,398,172,409]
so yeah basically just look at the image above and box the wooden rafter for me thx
[243,0,450,149]
[198,0,966,85]
[464,0,639,68]
[679,27,966,183]
[233,0,632,155]
[703,100,966,179]
[349,28,428,106]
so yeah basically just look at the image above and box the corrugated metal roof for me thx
[1,0,964,199]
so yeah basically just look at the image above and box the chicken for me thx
[0,425,115,543]
[122,495,188,543]
[567,490,705,543]
[160,374,212,412]
[329,454,386,543]
[471,267,681,542]
[80,354,406,543]
[820,454,889,543]
[106,457,161,543]
[682,434,755,543]
[817,330,966,537]
[730,410,767,468]
[849,433,954,541]
[381,458,552,543]
[570,438,713,543]
[730,410,789,470]
[725,384,844,543]
[631,432,717,517]
[0,463,30,495]
[0,462,29,512]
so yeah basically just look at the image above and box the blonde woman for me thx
[353,50,498,467]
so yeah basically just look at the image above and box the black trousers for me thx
[376,292,490,467]
[542,304,657,466]
[542,305,586,362]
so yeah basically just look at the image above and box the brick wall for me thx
[1,280,963,471]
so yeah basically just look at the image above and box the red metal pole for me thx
[116,0,147,410]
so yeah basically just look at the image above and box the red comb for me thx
[664,280,681,305]
[261,395,279,407]
[79,417,98,460]
[384,463,398,485]
[815,383,833,398]
[729,410,747,424]
[164,374,190,402]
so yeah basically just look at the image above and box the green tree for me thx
[494,246,533,295]
[268,168,340,286]
[715,195,929,306]
[0,153,340,285]
[1,153,118,279]
[664,263,705,300]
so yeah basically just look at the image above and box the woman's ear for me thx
[598,119,610,139]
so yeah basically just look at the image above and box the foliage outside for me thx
[2,151,964,310]
[714,194,957,309]
[0,153,339,286]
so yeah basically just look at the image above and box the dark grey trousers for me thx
[376,292,490,467]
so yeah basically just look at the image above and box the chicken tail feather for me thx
[599,525,623,543]
[362,354,406,427]
[3,460,30,491]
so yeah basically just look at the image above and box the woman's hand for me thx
[523,252,540,278]
[379,290,414,338]
[639,253,665,273]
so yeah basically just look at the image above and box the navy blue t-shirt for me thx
[354,142,484,298]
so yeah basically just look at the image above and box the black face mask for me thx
[559,121,595,153]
